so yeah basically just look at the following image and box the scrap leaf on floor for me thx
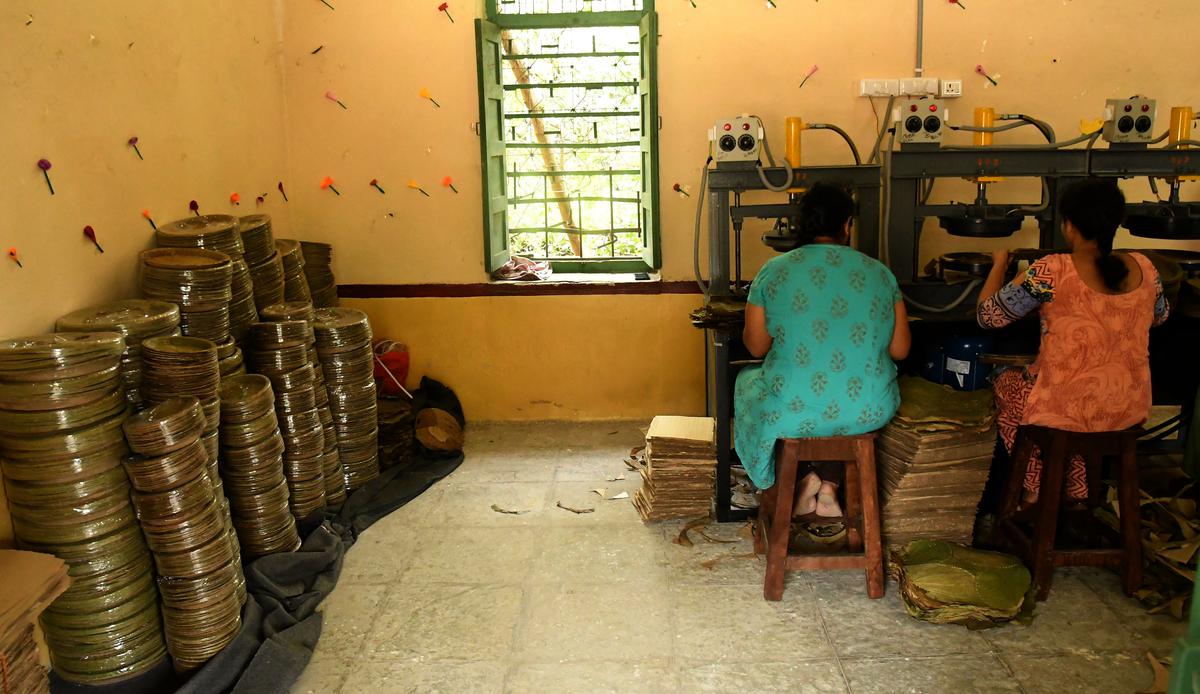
[1136,651,1170,694]
[490,503,529,515]
[609,491,629,500]
[592,488,607,497]
[556,501,595,515]
[607,474,626,482]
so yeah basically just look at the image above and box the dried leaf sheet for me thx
[556,501,595,515]
[490,504,529,515]
[673,516,712,547]
[1136,652,1170,694]
[609,491,629,500]
[607,474,627,482]
[591,488,607,497]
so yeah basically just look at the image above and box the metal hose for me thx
[808,123,862,165]
[693,159,713,295]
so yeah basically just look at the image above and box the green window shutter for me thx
[638,11,661,269]
[476,19,511,273]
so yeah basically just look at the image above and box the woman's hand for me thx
[991,249,1010,270]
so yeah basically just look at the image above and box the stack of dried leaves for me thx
[889,540,1031,628]
[1096,482,1199,619]
[689,299,746,332]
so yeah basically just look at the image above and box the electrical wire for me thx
[1164,140,1200,149]
[1149,131,1170,144]
[879,127,898,266]
[950,121,1030,133]
[902,279,983,314]
[999,114,1056,143]
[692,157,713,295]
[941,128,1100,151]
[807,123,862,165]
[1006,178,1051,216]
[868,95,896,165]
[756,128,795,192]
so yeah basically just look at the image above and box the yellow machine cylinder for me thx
[1169,106,1195,148]
[973,107,996,147]
[785,117,804,167]
[785,116,805,193]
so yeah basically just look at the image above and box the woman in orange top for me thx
[976,178,1168,507]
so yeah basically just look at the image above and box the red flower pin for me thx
[438,2,454,22]
[128,136,143,160]
[278,181,289,202]
[37,159,54,195]
[142,209,157,230]
[370,178,386,194]
[7,248,22,268]
[321,176,340,195]
[83,226,104,253]
[189,200,200,216]
[230,192,241,206]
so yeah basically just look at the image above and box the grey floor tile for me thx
[290,651,348,694]
[841,655,1020,694]
[315,582,389,657]
[528,524,668,585]
[546,480,643,525]
[401,526,542,585]
[423,482,554,527]
[515,583,672,661]
[982,574,1137,656]
[671,583,835,662]
[338,525,423,585]
[1071,567,1187,656]
[676,661,848,693]
[369,584,524,660]
[814,573,992,659]
[1002,651,1155,694]
[661,523,764,587]
[505,660,676,693]
[341,659,507,694]
[445,450,561,484]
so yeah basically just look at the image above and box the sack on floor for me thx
[889,540,1031,628]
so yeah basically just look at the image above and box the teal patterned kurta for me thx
[734,244,901,489]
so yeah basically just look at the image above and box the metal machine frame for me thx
[704,163,881,522]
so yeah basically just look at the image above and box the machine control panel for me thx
[1103,97,1157,144]
[897,98,948,145]
[710,117,763,163]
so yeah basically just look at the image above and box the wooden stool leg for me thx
[999,431,1035,519]
[1032,433,1068,601]
[1118,439,1143,595]
[764,453,800,601]
[855,439,885,599]
[843,458,862,552]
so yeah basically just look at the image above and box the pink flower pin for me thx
[325,90,347,109]
[142,209,157,230]
[278,181,289,202]
[128,136,143,160]
[976,64,998,86]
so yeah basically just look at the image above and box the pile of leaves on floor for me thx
[1096,479,1199,620]
[889,540,1032,629]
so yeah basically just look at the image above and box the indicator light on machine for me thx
[1142,104,1151,112]
[723,123,732,131]
[929,104,938,112]
[742,123,751,131]
[910,105,918,112]
[1125,104,1133,112]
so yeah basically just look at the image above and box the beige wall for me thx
[3,1,1199,543]
[0,1,293,545]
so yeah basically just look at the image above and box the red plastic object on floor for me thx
[374,340,410,396]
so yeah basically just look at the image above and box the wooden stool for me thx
[995,425,1142,601]
[753,433,884,601]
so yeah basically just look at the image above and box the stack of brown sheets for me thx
[877,377,997,547]
[0,550,70,694]
[633,416,717,521]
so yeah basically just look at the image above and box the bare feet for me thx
[794,472,821,516]
[815,481,843,517]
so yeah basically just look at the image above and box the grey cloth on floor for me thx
[50,453,463,694]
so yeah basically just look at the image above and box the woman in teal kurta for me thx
[734,183,910,517]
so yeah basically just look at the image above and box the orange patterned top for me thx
[978,252,1167,432]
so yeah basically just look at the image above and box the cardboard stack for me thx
[633,416,717,521]
[0,550,71,694]
[877,377,997,547]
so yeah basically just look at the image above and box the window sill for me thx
[337,274,702,298]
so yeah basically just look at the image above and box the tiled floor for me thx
[293,421,1184,694]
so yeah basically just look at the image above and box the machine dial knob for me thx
[1135,116,1153,134]
[1117,115,1135,133]
[923,116,942,133]
[719,134,737,152]
[905,116,922,133]
[738,134,757,151]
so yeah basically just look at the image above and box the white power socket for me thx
[859,79,899,97]
[940,80,963,98]
[899,78,939,96]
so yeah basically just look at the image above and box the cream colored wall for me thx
[277,0,1200,428]
[283,0,1200,286]
[345,294,707,421]
[0,2,293,545]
